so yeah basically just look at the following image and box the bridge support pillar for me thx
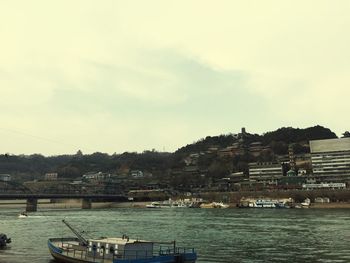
[26,198,38,212]
[82,198,92,209]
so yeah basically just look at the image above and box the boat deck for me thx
[52,240,115,263]
[49,238,196,263]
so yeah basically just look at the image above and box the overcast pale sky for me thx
[0,1,349,155]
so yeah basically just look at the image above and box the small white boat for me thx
[146,200,189,208]
[200,202,229,208]
[301,198,311,207]
[213,202,229,208]
[171,202,188,208]
[18,212,28,218]
[146,202,162,208]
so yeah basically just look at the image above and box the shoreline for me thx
[309,202,350,209]
[1,200,350,210]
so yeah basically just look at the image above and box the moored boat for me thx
[146,202,162,208]
[301,198,311,208]
[200,202,229,208]
[48,220,197,263]
[146,200,190,208]
[18,212,28,218]
[213,202,229,209]
[254,199,276,208]
[238,198,292,208]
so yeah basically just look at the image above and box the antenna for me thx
[62,219,88,246]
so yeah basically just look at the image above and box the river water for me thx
[1,207,350,263]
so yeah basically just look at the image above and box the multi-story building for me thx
[310,138,350,183]
[249,162,283,185]
[44,173,58,181]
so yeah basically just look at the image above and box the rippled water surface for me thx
[1,207,350,263]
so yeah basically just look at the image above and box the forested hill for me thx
[261,126,337,144]
[0,125,341,181]
[176,125,337,155]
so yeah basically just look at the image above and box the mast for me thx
[62,219,88,246]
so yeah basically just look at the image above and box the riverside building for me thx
[310,138,350,183]
[249,162,283,185]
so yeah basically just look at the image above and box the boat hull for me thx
[48,242,93,263]
[49,250,95,263]
[48,239,196,263]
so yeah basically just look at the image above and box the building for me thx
[249,162,283,185]
[184,153,200,166]
[44,173,58,181]
[0,174,11,182]
[216,172,246,191]
[82,172,110,181]
[130,170,144,178]
[302,183,346,190]
[249,142,271,157]
[310,138,350,183]
[278,176,305,190]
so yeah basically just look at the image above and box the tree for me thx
[342,131,350,138]
[269,141,288,155]
[208,160,232,179]
[258,149,275,162]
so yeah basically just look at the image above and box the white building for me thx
[130,170,144,178]
[310,138,350,182]
[249,162,283,185]
[0,174,11,182]
[302,183,346,190]
[82,172,110,181]
[44,173,58,181]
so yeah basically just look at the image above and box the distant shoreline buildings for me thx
[1,126,350,197]
[242,137,350,191]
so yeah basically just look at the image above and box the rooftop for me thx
[89,237,148,245]
[310,138,350,153]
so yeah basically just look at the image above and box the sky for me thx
[0,0,349,156]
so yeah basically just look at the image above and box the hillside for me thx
[176,125,337,155]
[0,125,339,186]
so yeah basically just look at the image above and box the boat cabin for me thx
[87,237,154,260]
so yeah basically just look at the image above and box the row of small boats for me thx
[146,197,313,209]
[145,198,230,209]
[146,201,229,209]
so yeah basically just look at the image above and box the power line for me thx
[0,127,95,153]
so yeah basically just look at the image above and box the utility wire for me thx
[0,127,96,154]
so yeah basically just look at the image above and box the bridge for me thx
[0,193,128,212]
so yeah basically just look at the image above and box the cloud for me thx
[0,0,349,154]
[0,45,259,154]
